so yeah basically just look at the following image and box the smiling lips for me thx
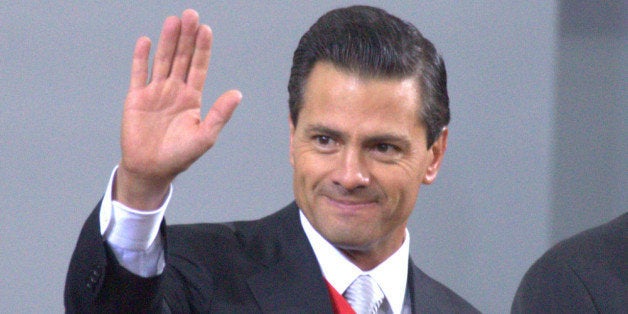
[324,195,379,212]
[318,183,381,211]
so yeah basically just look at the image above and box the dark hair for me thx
[288,5,449,147]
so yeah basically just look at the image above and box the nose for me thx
[332,148,370,191]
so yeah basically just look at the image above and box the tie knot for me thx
[343,275,385,314]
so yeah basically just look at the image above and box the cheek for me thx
[292,152,327,194]
[375,167,422,208]
[293,146,333,176]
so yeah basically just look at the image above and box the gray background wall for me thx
[0,1,624,313]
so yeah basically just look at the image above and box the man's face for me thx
[290,62,447,269]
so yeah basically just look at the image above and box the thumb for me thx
[198,89,242,148]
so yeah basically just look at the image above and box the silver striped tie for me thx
[343,275,385,314]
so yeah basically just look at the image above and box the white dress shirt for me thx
[100,167,168,277]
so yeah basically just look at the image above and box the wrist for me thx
[113,166,171,210]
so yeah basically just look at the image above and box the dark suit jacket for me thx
[511,213,627,313]
[65,201,478,313]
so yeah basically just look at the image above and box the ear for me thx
[422,127,448,184]
[289,116,296,167]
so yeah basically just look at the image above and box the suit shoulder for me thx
[540,212,626,273]
[512,213,627,313]
[164,203,300,263]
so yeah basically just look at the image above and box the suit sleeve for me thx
[64,201,164,313]
[511,252,598,313]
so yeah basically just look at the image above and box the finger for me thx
[129,36,151,90]
[187,24,212,92]
[151,16,181,81]
[198,90,243,148]
[170,9,200,80]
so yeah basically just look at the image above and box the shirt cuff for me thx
[100,166,172,251]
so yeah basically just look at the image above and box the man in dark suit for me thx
[66,6,478,313]
[511,213,627,313]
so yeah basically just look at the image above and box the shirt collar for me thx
[300,210,410,314]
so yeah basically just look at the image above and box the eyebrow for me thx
[364,134,412,148]
[304,124,342,138]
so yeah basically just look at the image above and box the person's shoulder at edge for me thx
[511,212,627,313]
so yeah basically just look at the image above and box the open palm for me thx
[116,10,241,209]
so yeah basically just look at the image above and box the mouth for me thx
[324,195,378,212]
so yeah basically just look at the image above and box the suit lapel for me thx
[244,203,334,313]
[408,260,432,313]
[247,260,332,313]
[407,258,473,313]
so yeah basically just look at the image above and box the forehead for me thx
[298,62,426,143]
[301,62,421,122]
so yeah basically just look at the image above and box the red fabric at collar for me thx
[325,279,356,314]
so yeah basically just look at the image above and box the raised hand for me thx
[115,9,242,209]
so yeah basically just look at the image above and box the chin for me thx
[323,225,376,249]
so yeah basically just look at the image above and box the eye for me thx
[312,135,339,153]
[374,143,395,153]
[370,143,403,162]
[315,135,333,146]
[374,143,399,154]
